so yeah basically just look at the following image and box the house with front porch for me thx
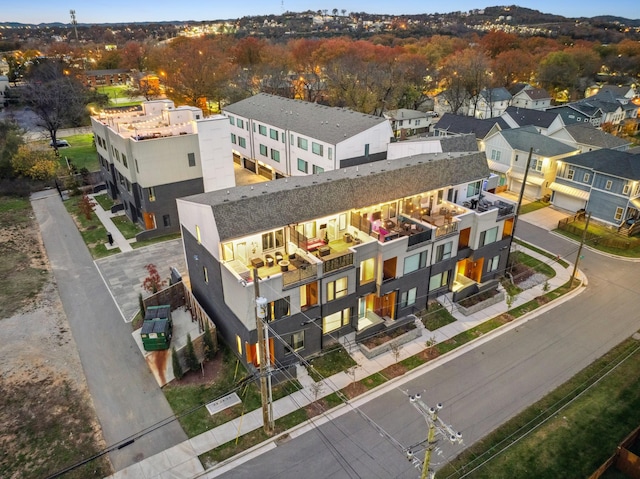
[483,125,580,199]
[223,93,393,180]
[176,152,516,370]
[551,149,640,230]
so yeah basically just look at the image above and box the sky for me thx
[2,1,638,25]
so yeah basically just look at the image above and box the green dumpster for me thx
[140,305,173,351]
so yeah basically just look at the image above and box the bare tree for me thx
[21,60,91,153]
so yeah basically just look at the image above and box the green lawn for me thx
[307,346,357,382]
[555,220,640,258]
[419,302,457,331]
[438,337,640,479]
[63,196,115,259]
[111,215,143,240]
[55,133,99,172]
[519,199,550,215]
[513,238,570,268]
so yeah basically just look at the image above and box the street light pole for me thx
[254,270,274,435]
[571,211,591,287]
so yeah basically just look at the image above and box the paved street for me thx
[209,220,640,479]
[31,191,187,472]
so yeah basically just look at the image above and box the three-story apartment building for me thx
[223,93,393,180]
[91,100,234,239]
[177,152,516,369]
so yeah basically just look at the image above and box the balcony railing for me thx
[282,263,318,289]
[434,222,458,238]
[322,251,354,275]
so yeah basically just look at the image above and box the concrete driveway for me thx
[520,206,570,231]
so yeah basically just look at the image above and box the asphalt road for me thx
[31,191,187,472]
[212,221,640,478]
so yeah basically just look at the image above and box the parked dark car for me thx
[50,139,70,148]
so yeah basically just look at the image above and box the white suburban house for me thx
[549,123,633,153]
[471,87,512,119]
[91,99,234,239]
[500,106,566,136]
[223,93,393,180]
[483,125,580,199]
[510,85,552,111]
[383,108,433,139]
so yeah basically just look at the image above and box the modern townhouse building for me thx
[551,149,640,229]
[483,125,580,198]
[223,93,393,180]
[91,99,234,239]
[177,152,516,369]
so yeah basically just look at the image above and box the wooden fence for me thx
[558,216,633,251]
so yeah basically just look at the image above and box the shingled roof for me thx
[500,126,578,157]
[223,93,390,145]
[563,149,640,181]
[503,106,561,129]
[434,113,510,139]
[561,124,631,149]
[182,151,490,241]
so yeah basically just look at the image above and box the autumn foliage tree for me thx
[77,194,96,220]
[142,263,167,294]
[10,145,59,180]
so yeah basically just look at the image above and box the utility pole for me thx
[511,147,534,240]
[254,270,274,434]
[406,393,462,479]
[570,211,591,287]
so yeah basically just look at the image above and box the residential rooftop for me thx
[182,151,489,241]
[562,149,640,180]
[500,125,578,156]
[223,93,390,145]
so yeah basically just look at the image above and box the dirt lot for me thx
[0,197,111,479]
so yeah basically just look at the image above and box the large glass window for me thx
[228,115,235,126]
[238,136,246,148]
[312,142,323,156]
[259,144,268,156]
[269,128,279,140]
[237,118,244,129]
[400,287,417,308]
[434,242,452,262]
[266,297,290,321]
[359,258,375,285]
[489,255,500,272]
[466,181,481,197]
[404,251,427,274]
[429,270,450,291]
[297,158,308,173]
[313,165,324,174]
[259,125,267,136]
[271,149,280,162]
[327,277,348,301]
[298,137,308,150]
[479,227,498,247]
[323,308,350,333]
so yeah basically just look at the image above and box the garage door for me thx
[552,192,586,212]
[510,180,539,200]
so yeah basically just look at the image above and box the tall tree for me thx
[0,121,24,179]
[21,60,91,153]
[538,51,580,101]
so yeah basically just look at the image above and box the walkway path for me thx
[107,240,582,479]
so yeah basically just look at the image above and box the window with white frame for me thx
[530,158,542,172]
[623,184,630,195]
[429,270,450,291]
[605,180,612,190]
[298,137,308,150]
[312,142,323,156]
[614,207,624,221]
[404,251,427,274]
[583,172,590,182]
[259,125,267,136]
[434,242,452,262]
[491,150,501,161]
[479,227,498,247]
[567,167,574,180]
[323,308,350,333]
[259,144,267,156]
[297,158,308,173]
[269,128,278,140]
[328,148,333,160]
[327,277,348,301]
[400,287,417,308]
[634,183,640,196]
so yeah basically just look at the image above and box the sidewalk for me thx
[89,192,134,253]
[107,244,584,479]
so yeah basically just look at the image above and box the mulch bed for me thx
[171,352,225,386]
